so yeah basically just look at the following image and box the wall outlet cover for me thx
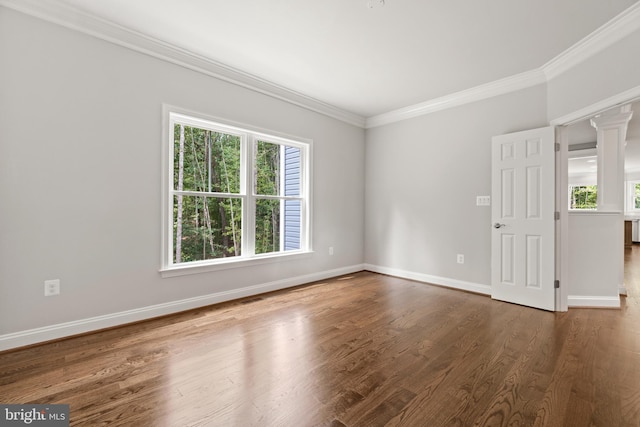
[476,196,491,206]
[44,279,60,296]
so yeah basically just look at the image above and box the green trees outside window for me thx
[254,140,288,255]
[173,125,241,263]
[168,113,307,268]
[569,185,597,210]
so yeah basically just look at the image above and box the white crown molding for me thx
[365,69,547,128]
[2,0,640,129]
[0,0,366,128]
[550,84,640,126]
[366,1,640,128]
[542,2,640,81]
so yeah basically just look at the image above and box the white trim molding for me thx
[0,0,366,128]
[2,0,640,129]
[550,85,640,126]
[364,264,491,296]
[567,295,621,308]
[0,264,365,352]
[365,70,546,128]
[367,1,640,128]
[542,2,640,81]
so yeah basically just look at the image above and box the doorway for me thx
[556,100,640,309]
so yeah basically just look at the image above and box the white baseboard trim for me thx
[0,264,365,352]
[363,264,491,295]
[567,295,621,308]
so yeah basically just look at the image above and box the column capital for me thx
[591,111,633,130]
[591,109,632,212]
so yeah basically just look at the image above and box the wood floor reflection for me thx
[2,266,640,426]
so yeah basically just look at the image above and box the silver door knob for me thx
[493,223,506,229]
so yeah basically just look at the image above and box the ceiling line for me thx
[2,0,639,129]
[0,0,367,128]
[550,85,640,126]
[368,1,640,129]
[542,1,640,80]
[365,69,547,128]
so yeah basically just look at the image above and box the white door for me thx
[491,126,555,311]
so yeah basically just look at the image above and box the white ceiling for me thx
[568,155,597,176]
[53,0,639,118]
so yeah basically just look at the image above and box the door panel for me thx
[501,234,515,285]
[491,127,555,311]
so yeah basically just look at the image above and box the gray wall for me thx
[364,26,640,299]
[568,213,623,306]
[3,6,640,349]
[364,86,548,289]
[0,8,365,343]
[547,29,640,121]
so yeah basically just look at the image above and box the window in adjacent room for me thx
[626,181,640,211]
[162,110,311,274]
[568,152,597,210]
[569,185,598,210]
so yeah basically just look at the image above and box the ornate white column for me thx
[591,108,633,212]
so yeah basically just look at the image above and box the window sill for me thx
[159,250,314,278]
[568,210,623,215]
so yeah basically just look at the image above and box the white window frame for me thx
[568,184,598,211]
[160,106,312,277]
[626,180,640,212]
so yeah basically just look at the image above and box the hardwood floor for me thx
[2,258,640,426]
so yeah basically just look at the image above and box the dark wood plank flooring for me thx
[2,252,640,426]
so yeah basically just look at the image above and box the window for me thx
[569,185,597,210]
[626,181,640,211]
[162,110,311,274]
[567,152,597,210]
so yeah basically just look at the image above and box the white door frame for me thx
[550,87,640,312]
[555,126,569,312]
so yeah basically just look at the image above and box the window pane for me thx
[173,195,242,263]
[255,199,280,254]
[283,146,301,196]
[635,183,640,209]
[174,124,241,193]
[254,142,301,196]
[255,141,281,196]
[569,185,597,209]
[283,199,301,251]
[255,198,301,254]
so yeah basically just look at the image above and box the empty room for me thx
[1,0,640,425]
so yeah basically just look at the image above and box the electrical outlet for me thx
[329,246,334,256]
[457,254,464,264]
[44,279,60,296]
[476,196,491,206]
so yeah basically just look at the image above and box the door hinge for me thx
[554,280,560,289]
[555,211,560,220]
[555,143,560,152]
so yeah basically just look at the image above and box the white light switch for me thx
[476,196,491,206]
[44,279,60,296]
